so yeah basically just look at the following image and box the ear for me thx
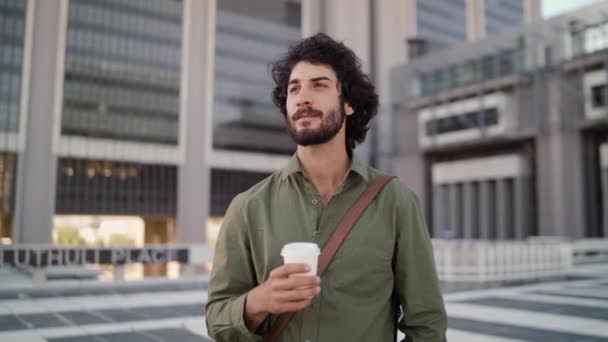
[344,102,354,116]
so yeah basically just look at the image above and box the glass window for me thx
[457,61,477,85]
[582,21,608,55]
[425,107,499,136]
[62,0,183,145]
[481,56,495,81]
[484,0,524,35]
[420,73,433,95]
[592,84,606,109]
[416,0,467,43]
[498,49,515,76]
[0,0,26,132]
[213,0,301,155]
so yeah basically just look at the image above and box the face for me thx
[285,61,354,146]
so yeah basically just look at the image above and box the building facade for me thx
[394,1,608,240]
[0,0,543,246]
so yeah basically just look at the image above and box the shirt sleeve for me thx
[394,187,447,342]
[205,194,264,342]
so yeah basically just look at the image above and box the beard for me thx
[286,103,345,146]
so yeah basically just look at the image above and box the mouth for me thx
[294,109,322,121]
[297,113,318,120]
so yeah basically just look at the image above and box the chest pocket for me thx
[325,218,394,296]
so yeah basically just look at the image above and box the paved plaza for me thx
[0,264,606,341]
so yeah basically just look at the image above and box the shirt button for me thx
[311,199,318,205]
[313,231,318,237]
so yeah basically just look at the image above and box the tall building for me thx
[0,0,547,249]
[402,0,539,54]
[393,1,608,240]
[0,0,425,246]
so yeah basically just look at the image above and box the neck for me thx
[296,129,350,201]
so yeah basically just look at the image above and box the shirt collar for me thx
[280,153,370,183]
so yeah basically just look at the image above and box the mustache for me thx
[292,107,323,120]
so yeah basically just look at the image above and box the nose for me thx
[295,87,313,109]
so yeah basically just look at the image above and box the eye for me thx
[314,83,327,88]
[288,86,299,94]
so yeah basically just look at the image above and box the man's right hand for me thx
[244,263,321,331]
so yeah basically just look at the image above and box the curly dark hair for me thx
[271,33,378,152]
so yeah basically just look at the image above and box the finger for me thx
[271,298,314,314]
[273,286,320,302]
[270,263,311,279]
[271,276,319,291]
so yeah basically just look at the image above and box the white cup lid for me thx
[281,242,320,257]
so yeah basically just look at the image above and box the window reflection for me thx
[62,0,183,145]
[213,0,301,155]
[0,0,26,132]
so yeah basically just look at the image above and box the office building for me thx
[394,1,608,239]
[0,0,542,247]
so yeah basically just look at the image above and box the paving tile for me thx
[531,290,608,302]
[59,311,113,325]
[0,330,48,342]
[16,312,70,329]
[93,331,159,342]
[48,334,110,342]
[94,308,149,323]
[0,315,28,331]
[144,328,212,342]
[459,296,608,320]
[449,317,606,342]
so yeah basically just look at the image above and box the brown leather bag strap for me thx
[264,174,395,342]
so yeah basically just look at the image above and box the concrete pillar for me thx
[448,183,461,238]
[602,168,608,238]
[176,0,215,244]
[536,73,586,238]
[524,0,541,24]
[466,0,485,42]
[321,0,373,163]
[514,177,530,239]
[462,182,477,239]
[301,0,323,37]
[13,0,67,243]
[496,179,509,240]
[323,0,371,71]
[433,184,448,238]
[479,180,492,240]
[372,0,410,171]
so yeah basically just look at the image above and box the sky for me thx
[542,0,602,18]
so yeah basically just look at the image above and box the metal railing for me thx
[432,238,572,283]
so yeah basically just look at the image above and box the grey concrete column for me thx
[479,180,492,240]
[448,183,461,238]
[524,0,541,23]
[301,0,323,37]
[536,73,586,238]
[323,0,373,163]
[466,0,485,42]
[176,0,215,244]
[13,0,67,244]
[432,184,448,238]
[462,182,476,239]
[603,169,608,238]
[496,179,510,240]
[514,177,530,239]
[372,0,410,171]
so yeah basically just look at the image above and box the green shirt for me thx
[206,154,447,341]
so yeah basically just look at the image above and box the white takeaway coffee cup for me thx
[281,242,320,276]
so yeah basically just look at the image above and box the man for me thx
[206,33,447,341]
